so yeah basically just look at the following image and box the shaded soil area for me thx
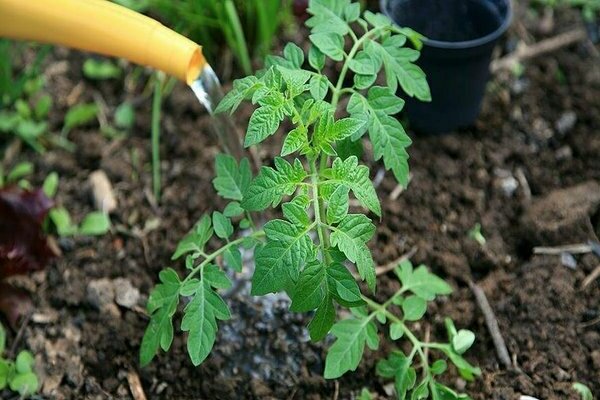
[1,3,599,400]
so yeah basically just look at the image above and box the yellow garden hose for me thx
[0,0,206,84]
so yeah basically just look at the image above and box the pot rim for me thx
[380,0,513,50]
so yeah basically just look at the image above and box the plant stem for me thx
[184,230,265,283]
[331,26,386,108]
[151,74,163,202]
[309,158,331,264]
[362,295,430,376]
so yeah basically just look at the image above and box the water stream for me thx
[190,65,244,159]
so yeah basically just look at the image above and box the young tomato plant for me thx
[141,1,479,398]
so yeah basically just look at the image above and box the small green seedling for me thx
[468,223,487,246]
[141,1,478,398]
[83,59,122,80]
[0,166,111,237]
[0,323,39,397]
[573,382,594,400]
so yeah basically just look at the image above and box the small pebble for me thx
[113,278,140,309]
[89,170,118,213]
[555,145,572,161]
[555,111,577,135]
[86,278,115,310]
[560,252,577,270]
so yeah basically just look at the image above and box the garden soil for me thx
[1,3,599,400]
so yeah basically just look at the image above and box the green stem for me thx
[183,230,265,283]
[309,158,331,264]
[362,296,430,375]
[330,26,387,108]
[151,74,163,202]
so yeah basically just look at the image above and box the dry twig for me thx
[492,28,587,73]
[468,280,512,368]
[582,264,600,289]
[375,247,418,277]
[515,167,531,203]
[533,243,592,255]
[127,370,148,400]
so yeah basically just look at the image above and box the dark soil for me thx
[1,2,599,399]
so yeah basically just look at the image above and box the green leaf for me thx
[49,207,78,237]
[9,371,38,396]
[347,88,411,186]
[290,262,326,312]
[245,105,284,147]
[389,322,404,340]
[224,202,245,218]
[367,86,405,114]
[354,74,377,90]
[7,162,33,183]
[114,102,135,129]
[42,172,59,198]
[306,0,351,35]
[34,95,52,119]
[140,268,181,366]
[181,276,231,366]
[367,38,431,101]
[308,295,336,341]
[344,2,361,21]
[314,115,365,154]
[0,360,8,390]
[376,351,416,399]
[431,359,448,375]
[336,280,361,308]
[252,220,314,295]
[212,211,233,240]
[433,383,472,400]
[402,295,427,321]
[282,126,308,156]
[324,316,374,379]
[326,184,349,224]
[359,388,373,400]
[83,59,122,80]
[172,215,213,260]
[440,346,481,381]
[573,383,593,400]
[284,43,305,68]
[310,75,329,101]
[309,32,345,61]
[282,200,310,227]
[224,246,243,273]
[78,212,111,236]
[203,264,233,290]
[412,379,430,400]
[278,66,311,96]
[309,45,326,71]
[452,330,476,355]
[349,51,381,75]
[215,76,261,114]
[63,103,98,131]
[242,158,307,211]
[396,261,453,301]
[15,351,34,374]
[324,156,381,216]
[330,214,376,290]
[364,10,394,28]
[213,155,252,201]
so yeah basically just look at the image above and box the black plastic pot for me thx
[380,0,512,134]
